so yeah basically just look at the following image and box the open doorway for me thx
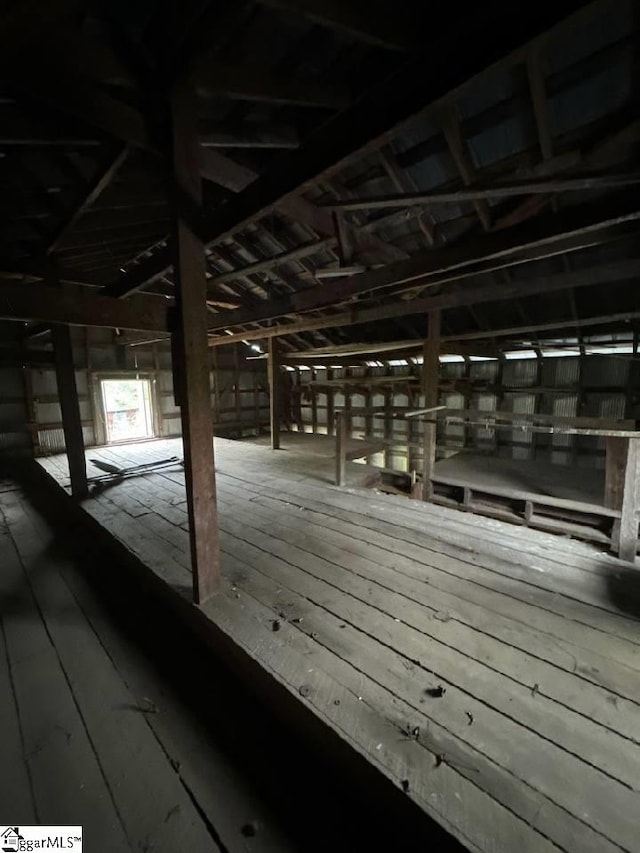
[100,378,155,444]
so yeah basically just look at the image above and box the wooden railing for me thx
[334,407,640,562]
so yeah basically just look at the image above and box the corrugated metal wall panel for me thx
[38,428,66,454]
[503,359,537,387]
[582,355,629,388]
[544,357,580,387]
[469,361,499,381]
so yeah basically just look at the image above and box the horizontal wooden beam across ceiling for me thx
[207,257,640,345]
[255,0,419,51]
[0,281,169,332]
[196,61,349,109]
[320,172,640,212]
[199,124,299,149]
[206,192,640,329]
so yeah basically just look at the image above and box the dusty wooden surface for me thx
[37,434,640,853]
[1,479,357,853]
[432,451,608,511]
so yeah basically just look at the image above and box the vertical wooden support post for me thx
[383,389,392,468]
[233,344,242,434]
[52,324,88,499]
[364,367,373,464]
[212,346,221,429]
[311,369,318,434]
[170,79,219,603]
[422,309,441,501]
[22,366,39,457]
[335,410,346,486]
[344,371,352,438]
[268,337,281,449]
[606,436,639,562]
[326,368,335,436]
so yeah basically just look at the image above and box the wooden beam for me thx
[422,310,440,501]
[378,145,436,244]
[527,46,554,162]
[109,2,590,294]
[211,238,335,284]
[605,436,640,561]
[268,337,281,450]
[0,280,169,331]
[207,260,640,347]
[440,108,491,230]
[200,148,258,192]
[335,410,347,486]
[46,145,128,255]
[200,124,299,149]
[495,118,640,230]
[319,172,640,211]
[448,308,640,342]
[106,160,403,297]
[196,61,349,108]
[256,0,417,51]
[170,78,220,603]
[207,196,640,334]
[52,324,88,499]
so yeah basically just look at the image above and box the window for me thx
[100,378,154,444]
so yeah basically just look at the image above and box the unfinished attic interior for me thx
[2,0,640,850]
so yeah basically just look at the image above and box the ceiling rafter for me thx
[255,0,419,51]
[102,2,591,296]
[378,144,437,245]
[47,146,129,254]
[317,172,640,212]
[439,106,492,231]
[205,257,640,344]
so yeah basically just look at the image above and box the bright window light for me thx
[469,356,498,362]
[504,350,537,360]
[540,348,580,358]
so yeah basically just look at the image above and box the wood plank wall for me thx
[3,330,269,456]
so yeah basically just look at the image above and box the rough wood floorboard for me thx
[0,489,232,852]
[37,437,640,853]
[0,531,37,824]
[0,500,132,850]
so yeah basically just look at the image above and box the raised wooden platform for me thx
[36,435,640,853]
[428,452,626,546]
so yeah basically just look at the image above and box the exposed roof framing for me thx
[255,0,420,51]
[2,0,639,357]
[102,2,593,294]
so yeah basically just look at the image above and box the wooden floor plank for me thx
[35,437,640,853]
[214,514,640,850]
[0,531,37,824]
[204,581,563,853]
[0,501,131,851]
[219,485,640,674]
[218,553,623,853]
[216,468,640,643]
[212,487,640,738]
[2,493,220,853]
[55,557,298,853]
